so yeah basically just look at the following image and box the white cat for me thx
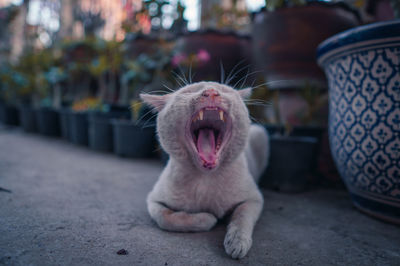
[140,81,269,259]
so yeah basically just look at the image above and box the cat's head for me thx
[141,81,251,172]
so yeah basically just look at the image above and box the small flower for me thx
[197,49,210,63]
[172,53,187,67]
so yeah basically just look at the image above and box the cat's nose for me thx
[202,89,220,99]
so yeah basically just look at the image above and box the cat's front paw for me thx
[193,212,218,231]
[224,225,252,259]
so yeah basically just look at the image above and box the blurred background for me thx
[0,0,397,188]
[0,0,395,116]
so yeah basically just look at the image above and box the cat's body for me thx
[141,81,269,259]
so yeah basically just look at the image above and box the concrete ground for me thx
[0,126,399,266]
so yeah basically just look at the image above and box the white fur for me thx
[141,81,269,259]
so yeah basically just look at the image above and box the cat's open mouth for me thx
[187,107,231,170]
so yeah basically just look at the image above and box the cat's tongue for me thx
[197,128,217,165]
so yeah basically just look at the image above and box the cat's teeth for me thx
[219,110,224,121]
[199,110,204,120]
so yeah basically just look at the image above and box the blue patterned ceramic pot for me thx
[317,20,400,224]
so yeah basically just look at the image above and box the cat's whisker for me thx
[135,108,157,125]
[251,79,292,90]
[245,104,271,107]
[225,63,251,86]
[245,102,271,107]
[224,59,246,84]
[153,146,163,153]
[189,61,193,84]
[245,101,270,105]
[172,70,187,87]
[190,72,196,82]
[249,115,263,125]
[141,122,157,129]
[220,61,225,84]
[236,70,264,90]
[162,84,175,93]
[144,114,159,126]
[243,99,270,103]
[137,113,154,127]
[250,77,257,89]
[141,115,158,129]
[146,90,170,95]
[177,65,189,85]
[233,68,250,90]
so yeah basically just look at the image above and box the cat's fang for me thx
[199,110,204,120]
[219,110,224,121]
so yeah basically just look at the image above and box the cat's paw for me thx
[224,225,252,259]
[192,212,218,231]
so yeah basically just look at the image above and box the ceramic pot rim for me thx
[347,184,400,208]
[317,19,400,67]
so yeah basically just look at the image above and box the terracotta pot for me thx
[252,2,360,90]
[174,30,252,84]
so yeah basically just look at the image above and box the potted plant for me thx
[11,46,67,137]
[16,48,65,133]
[35,51,67,137]
[248,81,325,192]
[111,44,173,158]
[65,97,102,146]
[262,133,318,192]
[13,54,38,132]
[88,105,130,152]
[59,37,103,143]
[252,0,360,89]
[0,64,23,126]
[0,4,19,126]
[173,29,252,84]
[252,0,360,129]
[168,0,253,83]
[112,101,156,158]
[85,39,132,151]
[317,1,399,223]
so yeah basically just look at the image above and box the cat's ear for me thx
[140,93,170,112]
[238,87,253,99]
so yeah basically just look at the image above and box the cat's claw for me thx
[224,226,252,259]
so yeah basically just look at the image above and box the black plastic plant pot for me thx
[112,119,156,158]
[59,108,72,140]
[0,104,20,126]
[264,124,325,173]
[260,135,318,192]
[18,105,37,132]
[264,124,324,141]
[69,111,89,146]
[35,107,60,137]
[88,111,130,152]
